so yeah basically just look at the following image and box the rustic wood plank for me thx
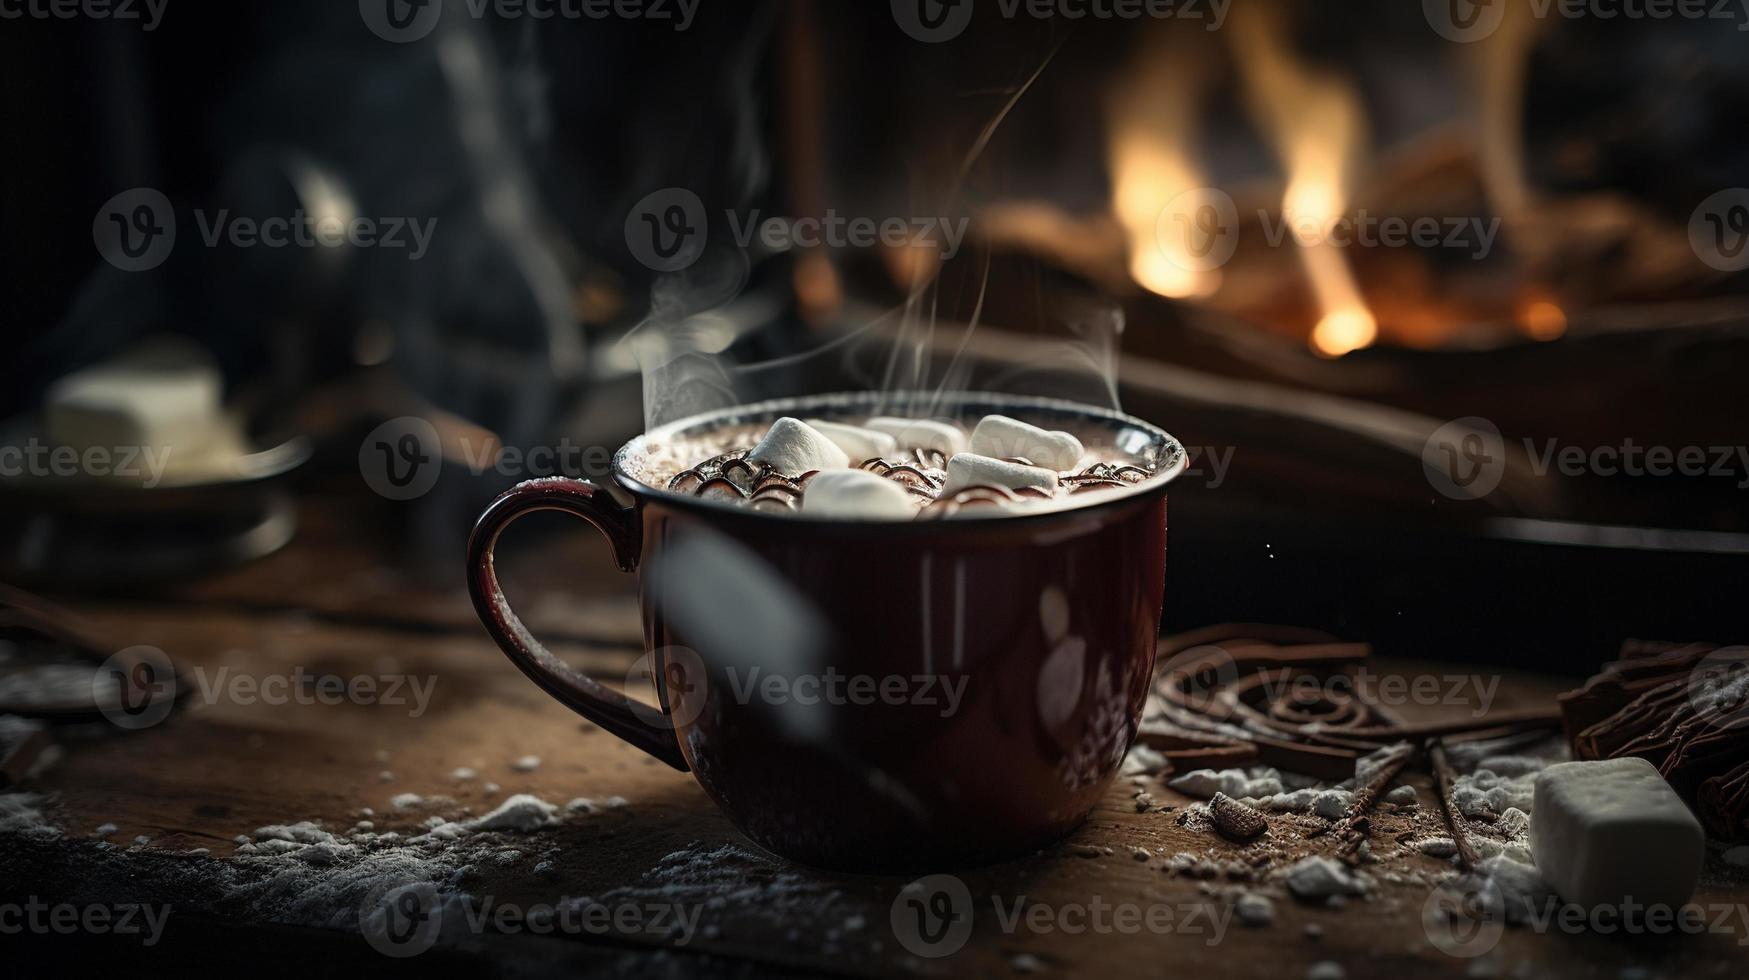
[4,501,1744,979]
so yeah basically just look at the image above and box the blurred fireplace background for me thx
[1,0,1746,667]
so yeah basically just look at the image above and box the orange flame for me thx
[1231,5,1375,356]
[1108,31,1220,299]
[1518,298,1567,341]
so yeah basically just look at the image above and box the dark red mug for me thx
[466,392,1185,871]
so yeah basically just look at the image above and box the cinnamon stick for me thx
[1427,739,1481,873]
[1330,742,1418,862]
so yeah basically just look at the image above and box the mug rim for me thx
[611,390,1187,527]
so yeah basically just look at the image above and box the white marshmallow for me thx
[939,453,1057,495]
[968,415,1085,471]
[747,418,849,475]
[47,355,230,464]
[801,420,898,463]
[801,469,916,520]
[864,417,967,457]
[1531,758,1704,911]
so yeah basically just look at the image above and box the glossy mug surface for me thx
[466,392,1185,871]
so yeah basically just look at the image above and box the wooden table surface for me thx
[5,489,1746,979]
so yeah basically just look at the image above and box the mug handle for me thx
[466,477,688,771]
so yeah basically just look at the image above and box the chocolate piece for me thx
[858,459,942,494]
[1209,792,1269,841]
[1556,643,1715,742]
[1560,639,1749,841]
[1068,479,1130,494]
[1658,726,1749,797]
[747,490,799,513]
[1699,759,1749,839]
[1064,461,1153,486]
[696,477,747,502]
[667,449,757,494]
[917,486,1018,519]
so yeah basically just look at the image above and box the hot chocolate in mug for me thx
[466,392,1185,871]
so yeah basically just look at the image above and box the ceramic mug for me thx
[466,392,1185,871]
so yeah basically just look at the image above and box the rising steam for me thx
[627,37,1126,433]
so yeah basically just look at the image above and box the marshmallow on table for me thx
[801,469,916,519]
[939,452,1058,496]
[47,359,225,460]
[801,419,898,463]
[969,415,1085,471]
[748,418,850,476]
[1531,757,1705,911]
[864,417,967,458]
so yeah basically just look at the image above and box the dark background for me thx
[3,0,1747,671]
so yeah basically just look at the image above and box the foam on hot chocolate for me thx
[635,409,1162,520]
